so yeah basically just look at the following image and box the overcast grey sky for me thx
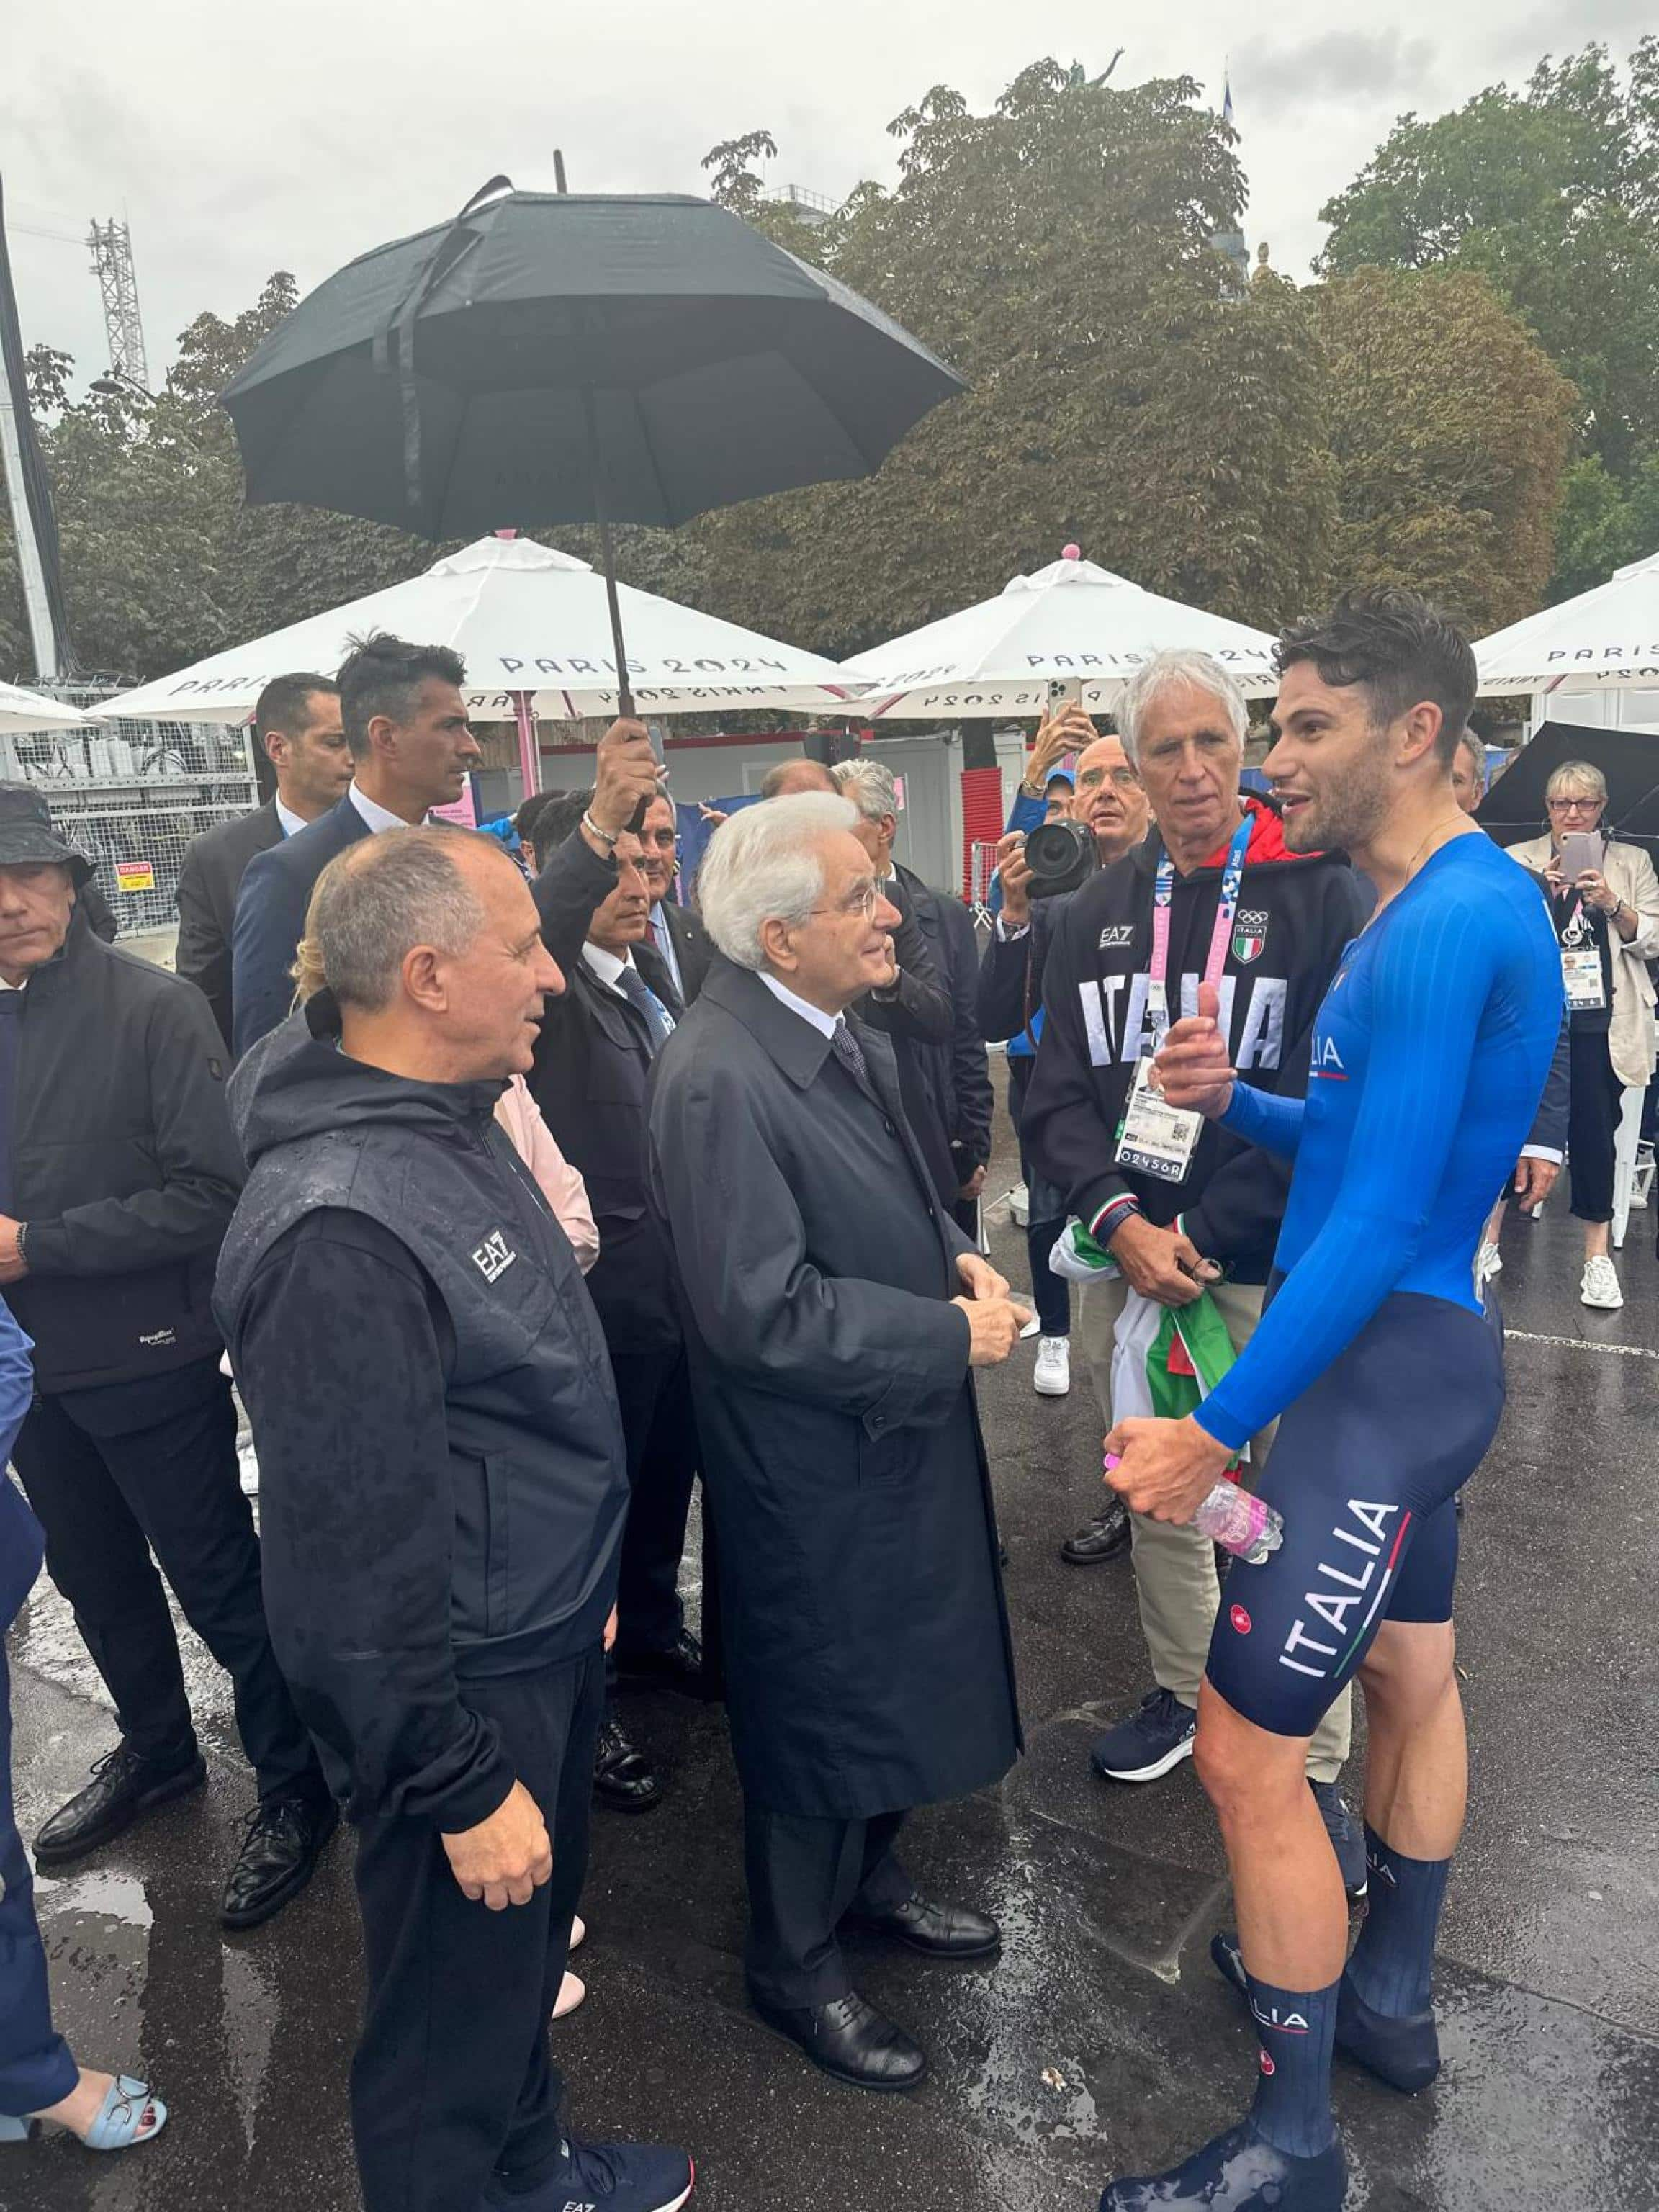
[6,0,1649,392]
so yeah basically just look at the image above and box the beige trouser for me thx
[1079,1273,1353,1783]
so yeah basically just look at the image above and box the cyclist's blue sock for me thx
[1345,1827,1449,2017]
[1244,1971,1339,2158]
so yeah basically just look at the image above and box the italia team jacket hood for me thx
[1022,802,1369,1284]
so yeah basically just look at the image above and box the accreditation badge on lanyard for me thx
[1560,898,1607,1012]
[1115,811,1253,1184]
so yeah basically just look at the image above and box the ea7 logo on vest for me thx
[1232,909,1269,963]
[471,1229,517,1284]
[1098,924,1135,950]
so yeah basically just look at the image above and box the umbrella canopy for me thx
[0,680,93,734]
[105,533,862,724]
[1473,718,1659,844]
[1475,549,1659,697]
[839,548,1282,719]
[220,190,964,541]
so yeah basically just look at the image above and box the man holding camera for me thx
[1018,654,1370,1888]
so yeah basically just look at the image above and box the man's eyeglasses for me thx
[810,880,882,922]
[1077,765,1142,792]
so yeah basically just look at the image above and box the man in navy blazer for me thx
[230,635,482,1058]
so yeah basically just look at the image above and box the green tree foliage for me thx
[1319,38,1659,594]
[1315,266,1576,631]
[695,63,1337,655]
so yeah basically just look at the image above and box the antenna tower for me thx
[86,218,149,388]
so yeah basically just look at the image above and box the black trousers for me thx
[1009,1055,1070,1338]
[742,1799,914,2008]
[352,1649,604,2212]
[608,1345,698,1663]
[1568,1027,1624,1224]
[12,1357,323,1803]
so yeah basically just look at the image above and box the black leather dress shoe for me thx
[1061,1498,1133,1566]
[750,1988,928,2091]
[842,1893,1001,1958]
[614,1628,708,1696]
[35,1743,207,1868]
[593,1717,662,1812]
[222,1793,339,1930]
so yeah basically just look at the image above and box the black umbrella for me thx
[220,179,965,719]
[1475,718,1659,847]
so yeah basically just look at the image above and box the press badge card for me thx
[1561,947,1606,1012]
[1116,1057,1204,1182]
[1113,811,1254,1187]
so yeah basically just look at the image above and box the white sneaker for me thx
[1581,1255,1624,1310]
[1033,1335,1071,1395]
[1476,1239,1502,1283]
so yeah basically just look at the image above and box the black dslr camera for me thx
[1022,817,1094,899]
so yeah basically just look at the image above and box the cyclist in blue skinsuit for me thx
[1096,593,1559,2212]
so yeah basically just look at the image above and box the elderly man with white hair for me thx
[1020,649,1372,1884]
[647,793,1028,2093]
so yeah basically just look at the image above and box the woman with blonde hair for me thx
[1507,760,1659,1308]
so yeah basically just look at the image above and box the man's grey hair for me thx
[1453,728,1484,770]
[833,755,897,822]
[301,825,490,1012]
[698,793,858,971]
[1118,649,1249,765]
[760,756,838,799]
[1545,758,1608,805]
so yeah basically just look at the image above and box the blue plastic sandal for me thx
[83,2076,166,2150]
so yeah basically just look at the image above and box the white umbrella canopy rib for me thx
[0,681,94,734]
[840,547,1282,719]
[1475,549,1659,698]
[106,534,863,724]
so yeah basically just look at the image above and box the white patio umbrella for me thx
[0,680,94,734]
[107,532,861,727]
[839,546,1282,719]
[1475,549,1659,697]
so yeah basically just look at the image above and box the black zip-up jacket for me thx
[215,1005,630,1828]
[1022,806,1368,1282]
[8,914,243,1393]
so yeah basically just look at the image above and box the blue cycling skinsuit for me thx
[1191,832,1560,1738]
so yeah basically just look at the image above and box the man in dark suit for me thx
[637,791,712,1006]
[834,757,992,1230]
[175,674,350,1043]
[230,635,482,1057]
[528,730,709,1816]
[647,791,1030,2092]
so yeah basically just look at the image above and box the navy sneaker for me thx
[1098,2118,1345,2209]
[1308,1779,1367,1900]
[1209,1932,1439,2095]
[1090,1687,1197,1783]
[494,2134,694,2212]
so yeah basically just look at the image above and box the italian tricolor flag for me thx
[1108,1288,1248,1470]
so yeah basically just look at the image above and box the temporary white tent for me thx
[0,680,94,734]
[1475,549,1659,699]
[839,547,1282,719]
[107,534,861,727]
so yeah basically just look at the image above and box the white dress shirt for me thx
[758,971,840,1040]
[348,784,418,835]
[274,796,308,839]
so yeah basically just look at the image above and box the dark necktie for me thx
[830,1018,878,1104]
[616,963,675,1054]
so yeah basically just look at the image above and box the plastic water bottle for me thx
[1103,1457,1284,1565]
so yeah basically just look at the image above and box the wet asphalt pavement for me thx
[7,1071,1658,2212]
